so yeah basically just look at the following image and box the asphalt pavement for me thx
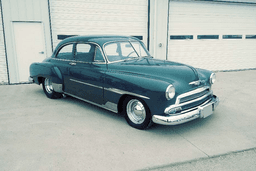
[0,70,256,171]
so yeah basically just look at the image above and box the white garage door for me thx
[168,1,256,71]
[49,0,148,49]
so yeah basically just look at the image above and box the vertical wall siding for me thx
[0,4,8,83]
[1,0,52,83]
[49,0,148,49]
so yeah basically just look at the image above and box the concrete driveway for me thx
[0,70,256,171]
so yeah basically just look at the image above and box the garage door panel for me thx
[168,1,256,71]
[50,0,148,49]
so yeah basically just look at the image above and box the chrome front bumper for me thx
[152,95,219,125]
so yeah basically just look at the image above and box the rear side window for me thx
[94,47,105,62]
[56,44,74,60]
[75,43,95,62]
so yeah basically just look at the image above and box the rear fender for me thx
[30,62,64,93]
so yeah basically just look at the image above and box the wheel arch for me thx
[30,62,64,93]
[117,94,151,115]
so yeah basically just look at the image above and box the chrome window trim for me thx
[54,41,76,59]
[70,79,103,89]
[74,42,107,64]
[102,40,150,64]
[93,46,106,64]
[105,87,150,100]
[53,41,107,64]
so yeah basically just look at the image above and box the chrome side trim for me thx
[70,79,103,89]
[104,101,118,113]
[189,80,200,86]
[64,92,118,113]
[52,58,76,62]
[52,83,63,93]
[105,87,150,100]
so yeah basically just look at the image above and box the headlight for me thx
[210,73,216,84]
[166,84,175,100]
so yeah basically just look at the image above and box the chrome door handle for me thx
[69,62,76,66]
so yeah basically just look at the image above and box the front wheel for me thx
[123,97,152,130]
[42,78,62,99]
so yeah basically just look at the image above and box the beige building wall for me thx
[1,0,52,83]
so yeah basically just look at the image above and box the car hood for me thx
[108,57,201,92]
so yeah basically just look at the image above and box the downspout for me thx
[166,0,170,60]
[47,0,53,52]
[147,0,150,50]
[0,0,10,84]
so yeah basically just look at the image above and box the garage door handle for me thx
[69,62,76,66]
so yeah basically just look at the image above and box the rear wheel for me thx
[123,97,152,130]
[42,78,62,99]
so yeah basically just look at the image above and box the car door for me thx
[68,43,107,105]
[50,43,76,94]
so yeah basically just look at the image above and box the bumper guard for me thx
[152,95,219,125]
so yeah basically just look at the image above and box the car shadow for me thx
[61,95,125,123]
[147,114,215,135]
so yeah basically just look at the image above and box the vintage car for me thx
[29,35,219,129]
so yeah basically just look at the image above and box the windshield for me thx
[104,41,150,62]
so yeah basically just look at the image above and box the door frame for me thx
[11,21,47,82]
[149,0,170,60]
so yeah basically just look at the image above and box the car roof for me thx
[52,35,143,56]
[57,35,140,47]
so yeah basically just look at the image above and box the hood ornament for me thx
[189,80,206,86]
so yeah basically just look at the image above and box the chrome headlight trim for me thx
[166,84,175,100]
[210,73,216,84]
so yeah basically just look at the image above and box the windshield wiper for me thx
[123,57,140,62]
[141,56,153,59]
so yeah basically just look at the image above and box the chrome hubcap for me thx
[44,78,53,94]
[127,99,146,124]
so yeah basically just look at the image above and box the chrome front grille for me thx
[179,89,209,104]
[165,86,212,115]
[175,87,212,106]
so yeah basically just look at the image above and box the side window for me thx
[94,47,105,62]
[77,44,91,53]
[105,43,119,56]
[75,43,95,62]
[56,44,74,60]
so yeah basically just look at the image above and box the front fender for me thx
[196,68,213,86]
[104,71,174,115]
